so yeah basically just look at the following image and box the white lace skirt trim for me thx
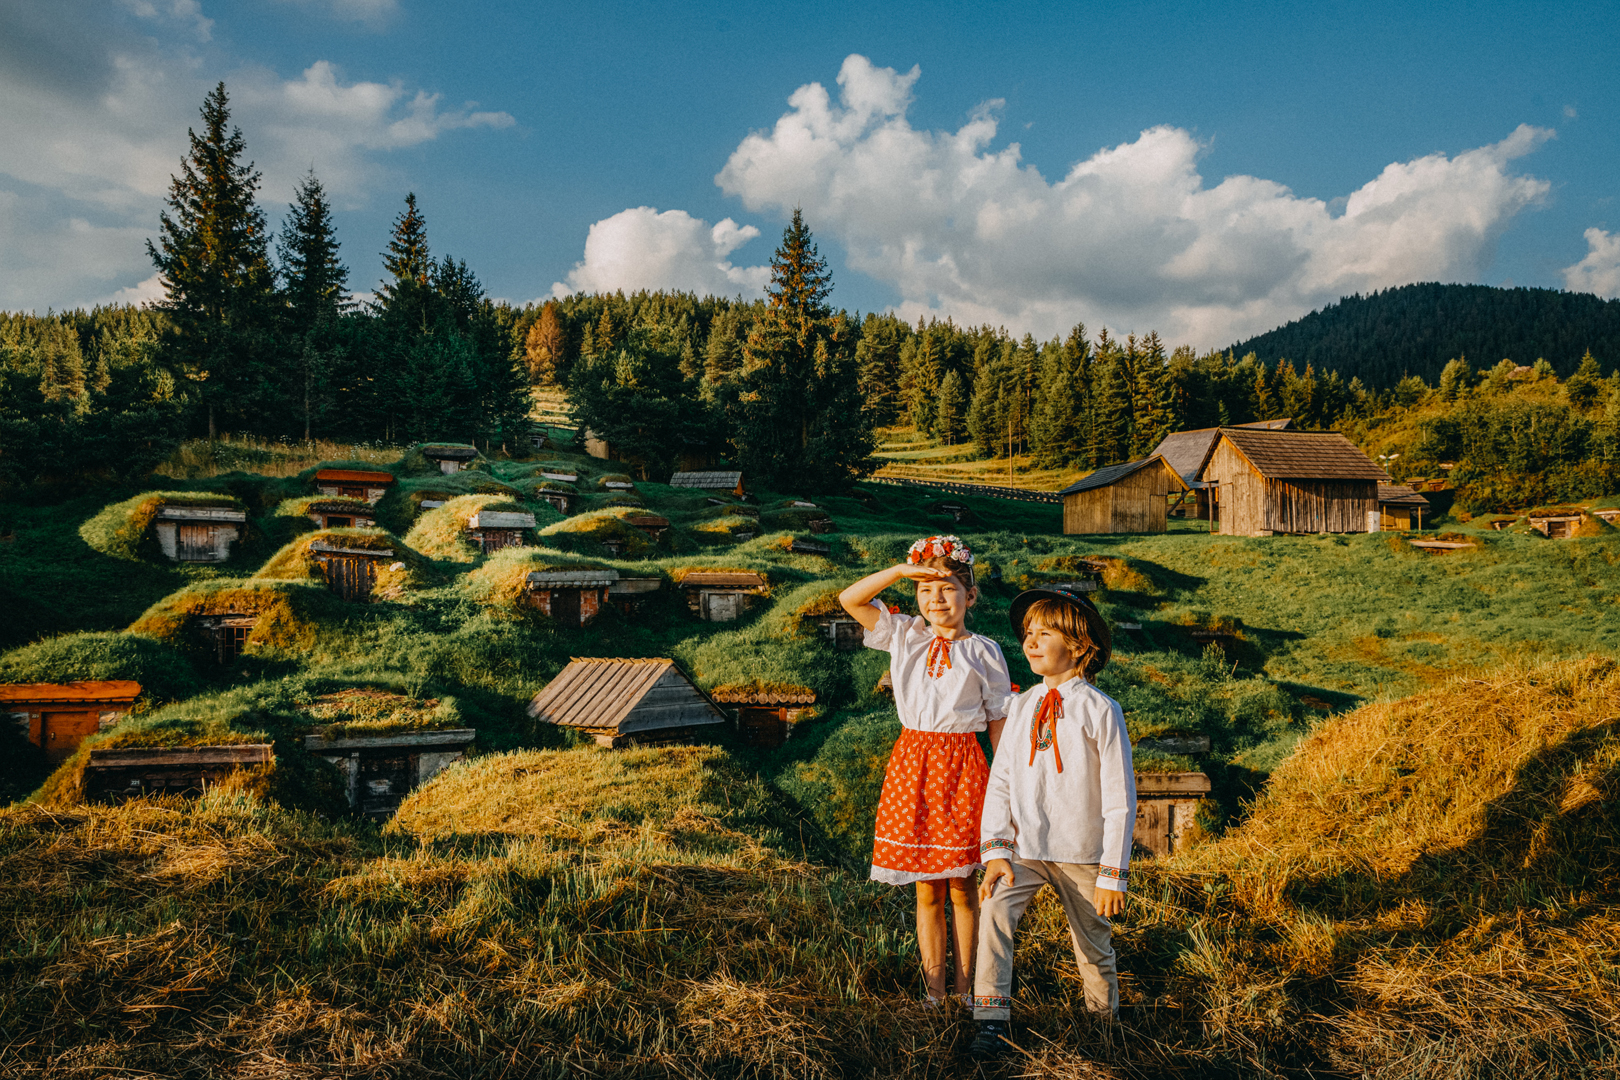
[869,863,983,886]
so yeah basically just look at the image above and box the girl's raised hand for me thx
[896,563,953,582]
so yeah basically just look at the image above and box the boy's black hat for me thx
[1009,587,1113,676]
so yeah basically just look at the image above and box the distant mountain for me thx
[1227,283,1620,388]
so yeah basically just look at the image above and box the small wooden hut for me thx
[1057,455,1189,535]
[525,569,618,626]
[84,743,273,803]
[1132,771,1211,858]
[310,540,395,601]
[153,505,247,563]
[670,470,746,497]
[194,608,260,664]
[606,575,662,614]
[306,500,376,530]
[526,657,727,747]
[2,681,142,764]
[421,444,478,474]
[1376,485,1431,531]
[626,513,670,541]
[467,510,534,553]
[534,484,575,515]
[1199,428,1389,536]
[314,469,393,503]
[1528,509,1589,539]
[711,685,817,749]
[1148,418,1294,518]
[304,729,475,818]
[678,571,768,621]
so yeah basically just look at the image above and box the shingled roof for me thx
[1378,484,1432,507]
[1057,455,1188,496]
[1204,428,1389,481]
[525,657,727,738]
[1148,418,1294,488]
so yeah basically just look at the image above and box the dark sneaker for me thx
[969,1019,1013,1060]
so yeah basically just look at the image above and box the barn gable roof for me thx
[1148,418,1295,487]
[1203,428,1389,481]
[1057,455,1188,496]
[525,657,727,736]
[1378,484,1432,507]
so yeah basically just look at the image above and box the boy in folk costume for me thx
[839,535,1013,1006]
[970,588,1136,1060]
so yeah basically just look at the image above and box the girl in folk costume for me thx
[839,535,1013,1005]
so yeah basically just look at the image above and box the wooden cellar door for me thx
[739,707,787,749]
[41,711,101,764]
[321,555,377,601]
[177,524,215,561]
[550,588,581,626]
[704,592,740,621]
[357,752,417,817]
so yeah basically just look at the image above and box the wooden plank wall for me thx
[1062,460,1174,534]
[1207,441,1376,535]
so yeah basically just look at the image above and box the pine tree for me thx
[704,308,744,384]
[854,313,906,425]
[1566,349,1605,410]
[147,82,277,438]
[524,301,565,385]
[595,309,617,355]
[733,210,872,491]
[278,170,349,330]
[1093,356,1132,465]
[377,193,432,331]
[936,369,967,444]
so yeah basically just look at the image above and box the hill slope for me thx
[1228,283,1620,387]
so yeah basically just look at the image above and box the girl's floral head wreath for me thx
[907,534,973,567]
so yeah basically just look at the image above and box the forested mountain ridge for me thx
[1228,283,1620,389]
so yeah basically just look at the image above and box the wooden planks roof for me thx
[1057,455,1188,497]
[669,471,743,489]
[526,657,726,735]
[0,680,142,705]
[315,469,394,484]
[1378,484,1432,507]
[1148,418,1294,488]
[1203,428,1389,482]
[420,444,478,460]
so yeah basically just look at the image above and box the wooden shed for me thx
[304,728,476,818]
[153,505,247,563]
[534,484,575,515]
[1377,485,1431,531]
[1133,771,1211,858]
[2,681,142,764]
[626,513,670,541]
[193,606,261,664]
[670,470,746,497]
[314,469,393,503]
[1199,428,1389,537]
[1527,510,1588,539]
[306,499,376,530]
[525,569,618,626]
[84,743,273,803]
[711,685,817,749]
[310,540,395,601]
[526,657,728,748]
[1148,418,1294,518]
[678,570,768,621]
[1058,455,1189,535]
[421,444,478,474]
[467,510,534,553]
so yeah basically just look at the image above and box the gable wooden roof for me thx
[0,680,142,705]
[1378,484,1432,507]
[1058,455,1188,497]
[1148,418,1294,487]
[315,469,394,484]
[1203,428,1389,482]
[526,657,726,735]
[669,471,743,489]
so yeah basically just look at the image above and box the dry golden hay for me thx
[460,546,620,610]
[252,527,432,597]
[403,493,533,563]
[126,579,339,656]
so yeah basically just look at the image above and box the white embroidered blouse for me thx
[863,599,1014,733]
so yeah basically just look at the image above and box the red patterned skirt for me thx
[870,729,989,885]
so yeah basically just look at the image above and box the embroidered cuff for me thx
[1096,865,1129,893]
[980,839,1016,856]
[971,995,1012,1010]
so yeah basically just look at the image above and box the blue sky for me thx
[2,0,1616,347]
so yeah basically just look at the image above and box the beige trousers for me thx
[972,857,1119,1020]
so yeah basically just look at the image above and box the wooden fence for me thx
[865,475,1062,505]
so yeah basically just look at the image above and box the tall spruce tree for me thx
[377,193,432,330]
[148,82,277,438]
[278,170,349,440]
[733,210,872,491]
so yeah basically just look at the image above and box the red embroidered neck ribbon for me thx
[1029,688,1064,772]
[925,635,954,679]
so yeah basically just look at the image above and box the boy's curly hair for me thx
[1022,597,1110,678]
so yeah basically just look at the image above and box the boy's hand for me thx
[1092,887,1126,919]
[980,859,1014,901]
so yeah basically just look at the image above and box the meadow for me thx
[1,434,1617,1077]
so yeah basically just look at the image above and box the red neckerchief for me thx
[1029,687,1064,772]
[925,635,954,679]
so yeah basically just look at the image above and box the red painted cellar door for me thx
[41,711,101,763]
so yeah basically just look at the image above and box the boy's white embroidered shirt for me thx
[980,676,1137,891]
[864,600,1013,732]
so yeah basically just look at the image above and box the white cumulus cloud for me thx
[1562,228,1620,299]
[552,207,770,299]
[705,54,1554,346]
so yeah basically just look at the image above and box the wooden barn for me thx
[670,470,746,497]
[1148,418,1294,518]
[1199,428,1389,536]
[310,540,395,601]
[678,570,768,621]
[304,728,476,818]
[153,504,247,563]
[467,510,534,553]
[306,499,376,530]
[526,657,728,747]
[84,743,273,803]
[711,685,817,749]
[525,568,618,626]
[3,681,142,764]
[314,468,393,503]
[1132,771,1211,858]
[1057,455,1189,535]
[1377,485,1431,531]
[421,444,478,474]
